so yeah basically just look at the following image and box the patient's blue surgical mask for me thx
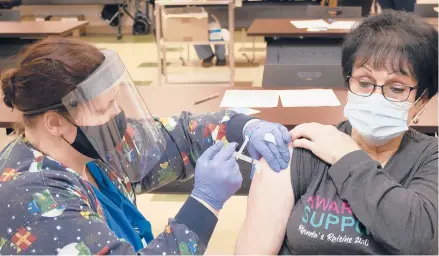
[344,92,420,146]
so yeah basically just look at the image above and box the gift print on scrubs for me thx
[188,120,198,134]
[158,161,178,184]
[80,211,105,224]
[57,242,91,255]
[29,150,44,172]
[164,225,172,234]
[203,124,226,143]
[189,150,199,166]
[0,237,7,251]
[299,195,370,247]
[160,117,178,131]
[178,242,193,255]
[0,168,18,182]
[187,241,197,254]
[27,189,66,217]
[11,227,37,253]
[177,241,197,255]
[202,123,228,149]
[117,124,142,166]
[221,112,231,123]
[96,246,110,255]
[181,152,190,166]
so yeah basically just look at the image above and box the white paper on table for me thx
[279,89,341,107]
[220,90,279,108]
[290,19,330,29]
[327,21,357,30]
[307,27,328,32]
[229,107,261,115]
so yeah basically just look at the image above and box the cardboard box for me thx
[162,7,208,42]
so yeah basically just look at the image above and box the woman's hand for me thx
[191,141,242,212]
[290,123,361,165]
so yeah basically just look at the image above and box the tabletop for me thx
[1,86,437,133]
[155,0,231,5]
[0,21,89,38]
[247,18,438,37]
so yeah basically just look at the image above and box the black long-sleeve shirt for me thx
[282,121,438,254]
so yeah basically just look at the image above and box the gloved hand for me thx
[244,120,291,172]
[191,141,243,210]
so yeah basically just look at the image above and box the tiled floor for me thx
[0,34,264,254]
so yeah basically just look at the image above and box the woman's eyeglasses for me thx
[345,76,418,102]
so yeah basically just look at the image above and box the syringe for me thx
[233,135,262,174]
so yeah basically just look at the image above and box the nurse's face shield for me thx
[62,50,166,182]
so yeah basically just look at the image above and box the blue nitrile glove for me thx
[244,120,291,172]
[191,141,243,210]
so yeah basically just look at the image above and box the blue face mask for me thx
[344,92,418,146]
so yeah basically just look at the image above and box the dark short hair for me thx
[341,10,438,99]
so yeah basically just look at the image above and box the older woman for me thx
[236,10,438,255]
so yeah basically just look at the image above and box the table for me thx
[1,86,437,132]
[2,86,436,194]
[0,21,90,72]
[247,18,438,37]
[148,86,437,194]
[247,17,438,87]
[0,21,89,38]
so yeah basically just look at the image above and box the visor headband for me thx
[63,50,126,106]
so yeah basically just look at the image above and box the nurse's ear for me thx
[42,111,76,141]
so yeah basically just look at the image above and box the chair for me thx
[414,3,438,18]
[306,5,362,18]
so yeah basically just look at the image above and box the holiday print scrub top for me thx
[0,110,253,255]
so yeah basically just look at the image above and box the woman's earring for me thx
[411,104,428,125]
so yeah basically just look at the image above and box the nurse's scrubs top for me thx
[0,110,254,255]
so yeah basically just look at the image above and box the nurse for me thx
[0,37,291,255]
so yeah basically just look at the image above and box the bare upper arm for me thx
[235,146,294,254]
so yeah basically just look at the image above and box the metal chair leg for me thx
[117,3,123,40]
